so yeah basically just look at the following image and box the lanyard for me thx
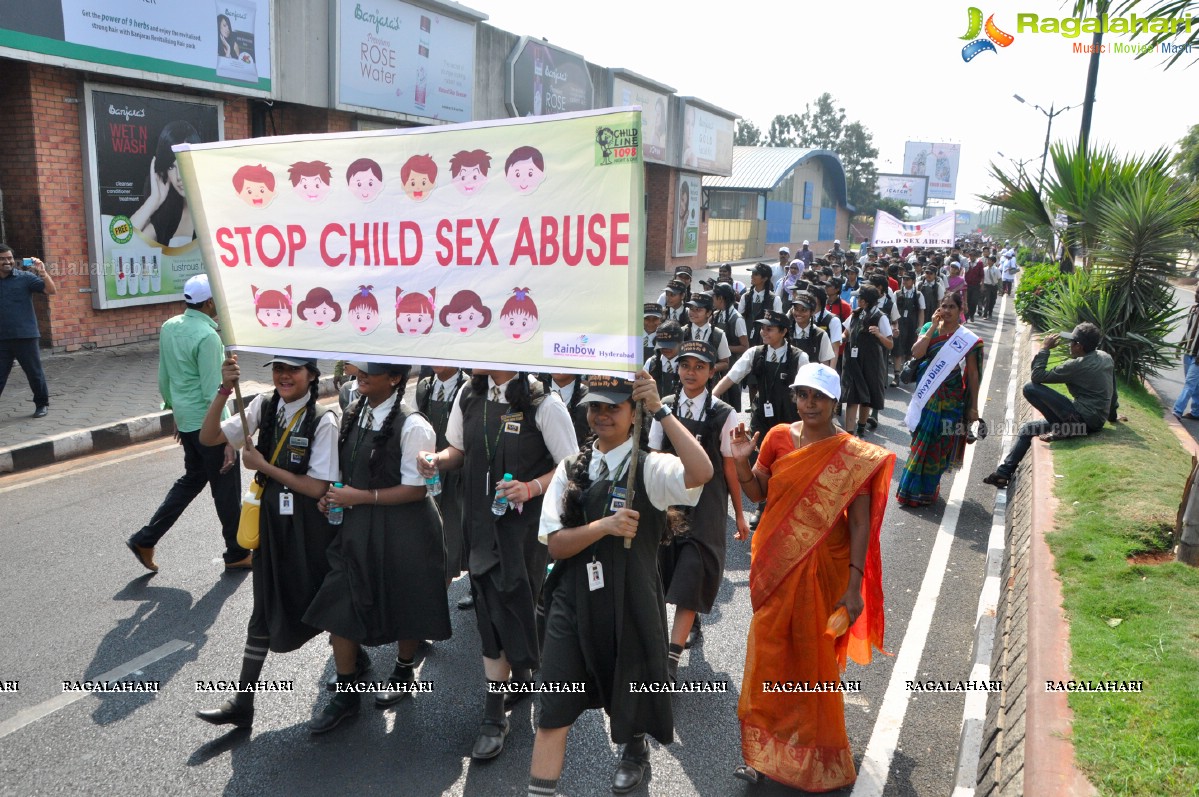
[346,407,375,475]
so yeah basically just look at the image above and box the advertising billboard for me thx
[81,85,223,309]
[507,38,594,118]
[877,173,930,206]
[335,0,476,122]
[674,174,701,257]
[680,101,734,176]
[0,0,272,95]
[903,142,961,200]
[611,75,671,164]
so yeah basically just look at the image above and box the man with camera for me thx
[0,244,56,418]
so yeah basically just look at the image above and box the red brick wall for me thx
[645,163,709,273]
[0,60,262,350]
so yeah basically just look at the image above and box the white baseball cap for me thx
[791,362,841,401]
[778,246,790,255]
[802,240,810,246]
[183,274,213,303]
[834,239,841,244]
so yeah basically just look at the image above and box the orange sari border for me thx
[741,724,857,793]
[750,431,895,668]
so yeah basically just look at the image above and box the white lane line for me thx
[0,442,175,494]
[0,639,191,741]
[852,300,1007,797]
[953,302,1022,794]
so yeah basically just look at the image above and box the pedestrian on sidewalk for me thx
[127,275,248,573]
[0,244,56,418]
[984,322,1114,489]
[982,255,1001,319]
[1172,287,1199,420]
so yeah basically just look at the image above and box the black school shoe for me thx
[308,690,360,735]
[196,694,254,728]
[612,740,651,794]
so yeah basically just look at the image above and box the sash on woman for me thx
[738,431,894,792]
[904,326,980,432]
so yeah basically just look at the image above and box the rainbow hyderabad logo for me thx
[960,7,1015,61]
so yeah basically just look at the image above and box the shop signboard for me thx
[674,174,701,257]
[902,141,961,200]
[507,37,594,118]
[611,75,670,164]
[680,101,734,176]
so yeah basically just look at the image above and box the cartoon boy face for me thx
[506,159,545,194]
[446,307,486,335]
[499,310,539,342]
[398,311,433,335]
[257,307,290,328]
[349,305,380,335]
[403,170,435,202]
[295,174,330,203]
[348,169,383,203]
[304,303,337,329]
[453,165,487,195]
[238,180,276,208]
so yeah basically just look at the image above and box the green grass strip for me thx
[1044,375,1199,795]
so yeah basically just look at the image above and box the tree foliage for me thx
[1174,123,1199,183]
[734,119,762,147]
[796,93,845,150]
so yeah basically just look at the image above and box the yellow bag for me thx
[237,481,265,550]
[236,410,304,551]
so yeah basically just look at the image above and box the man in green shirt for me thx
[127,275,249,572]
[984,322,1114,489]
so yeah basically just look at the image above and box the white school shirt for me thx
[537,437,702,544]
[724,343,809,384]
[687,323,732,360]
[349,391,436,486]
[647,388,738,457]
[551,379,576,406]
[221,392,340,482]
[445,374,579,465]
[789,323,837,364]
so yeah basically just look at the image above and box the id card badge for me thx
[608,486,628,514]
[587,559,605,591]
[763,402,775,418]
[903,310,909,319]
[850,347,860,358]
[279,490,294,516]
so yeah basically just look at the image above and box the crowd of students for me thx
[174,238,1022,795]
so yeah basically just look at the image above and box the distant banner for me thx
[877,173,929,206]
[903,141,961,200]
[871,210,955,248]
[175,108,645,376]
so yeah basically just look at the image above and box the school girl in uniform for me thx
[195,355,339,729]
[526,373,713,797]
[415,365,470,597]
[418,371,578,761]
[301,362,451,733]
[649,341,744,679]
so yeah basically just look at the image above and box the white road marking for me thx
[852,298,1007,796]
[0,639,192,740]
[0,442,175,494]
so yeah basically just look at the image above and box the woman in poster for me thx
[129,120,201,247]
[217,14,240,59]
[676,181,692,254]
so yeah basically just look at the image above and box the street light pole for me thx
[1013,95,1075,196]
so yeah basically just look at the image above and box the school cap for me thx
[698,277,716,290]
[183,274,213,303]
[922,264,938,273]
[579,375,633,405]
[902,270,917,280]
[751,262,774,279]
[643,302,664,318]
[677,340,716,363]
[654,325,684,346]
[755,309,790,329]
[674,265,693,277]
[349,361,410,376]
[790,362,841,401]
[685,292,714,310]
[845,265,860,274]
[790,292,817,311]
[264,356,318,368]
[665,279,687,294]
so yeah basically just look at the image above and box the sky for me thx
[477,0,1196,214]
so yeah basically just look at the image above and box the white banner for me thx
[877,173,929,206]
[871,211,955,248]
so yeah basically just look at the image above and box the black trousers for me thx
[965,284,982,321]
[0,337,49,407]
[997,382,1098,478]
[131,429,247,562]
[983,284,999,317]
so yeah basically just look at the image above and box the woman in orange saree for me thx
[731,363,894,791]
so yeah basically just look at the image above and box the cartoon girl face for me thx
[305,302,338,329]
[453,165,487,195]
[349,304,380,335]
[446,307,486,335]
[499,309,539,342]
[506,158,545,194]
[398,310,433,335]
[297,174,330,202]
[349,168,383,203]
[257,306,290,328]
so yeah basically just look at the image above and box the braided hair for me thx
[255,365,321,484]
[336,366,411,487]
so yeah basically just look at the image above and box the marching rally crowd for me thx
[1,231,1120,794]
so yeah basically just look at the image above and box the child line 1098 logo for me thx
[595,126,640,166]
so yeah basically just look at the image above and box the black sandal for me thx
[982,472,1009,488]
[733,764,760,784]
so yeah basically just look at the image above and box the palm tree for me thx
[1072,0,1199,68]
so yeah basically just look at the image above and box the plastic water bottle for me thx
[424,455,442,497]
[490,473,513,516]
[328,482,345,526]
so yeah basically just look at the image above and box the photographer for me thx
[0,245,56,417]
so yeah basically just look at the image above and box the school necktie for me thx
[360,407,374,431]
[490,386,501,402]
[434,383,444,402]
[695,327,706,342]
[683,398,694,420]
[596,456,609,482]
